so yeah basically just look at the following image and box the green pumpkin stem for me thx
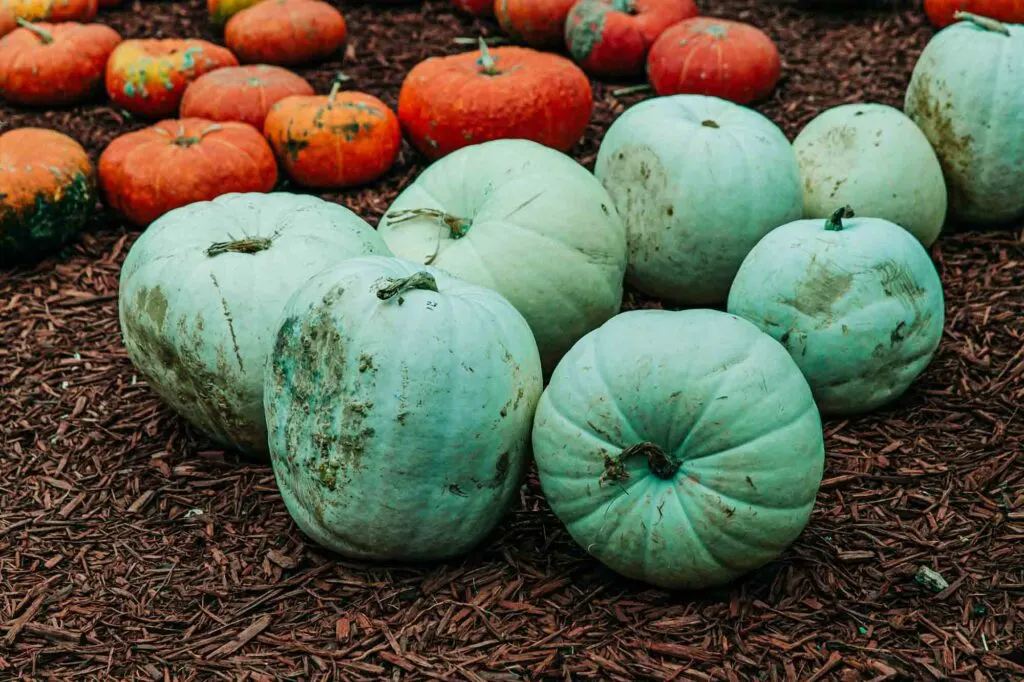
[206,237,273,257]
[602,441,680,484]
[327,76,343,108]
[172,124,223,148]
[824,205,855,231]
[16,17,54,44]
[476,37,501,76]
[385,208,472,239]
[377,272,439,302]
[611,84,652,97]
[953,10,1011,35]
[611,0,638,15]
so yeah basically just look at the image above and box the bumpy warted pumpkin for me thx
[904,12,1024,227]
[398,40,592,160]
[532,308,825,590]
[265,255,543,561]
[564,0,698,78]
[925,0,1024,27]
[594,94,802,306]
[496,0,577,47]
[647,17,781,104]
[105,38,238,118]
[727,207,946,416]
[207,0,262,24]
[1,0,97,22]
[378,138,627,374]
[0,128,96,266]
[0,20,120,106]
[225,0,346,66]
[180,64,314,130]
[453,0,492,15]
[99,118,278,226]
[119,192,391,459]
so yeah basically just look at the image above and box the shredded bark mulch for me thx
[2,0,1022,679]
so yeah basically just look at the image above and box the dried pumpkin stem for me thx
[953,10,1011,35]
[385,208,472,239]
[476,37,501,76]
[824,205,855,231]
[206,237,273,257]
[327,78,342,109]
[611,84,652,97]
[16,17,54,44]
[172,124,223,148]
[376,272,439,302]
[602,441,681,484]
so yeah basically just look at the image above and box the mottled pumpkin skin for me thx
[99,118,278,226]
[398,46,592,160]
[0,21,121,107]
[565,0,698,78]
[925,0,1024,27]
[105,39,239,118]
[225,0,346,66]
[265,255,543,561]
[453,0,492,15]
[1,0,97,22]
[0,128,96,266]
[532,309,825,590]
[180,64,314,130]
[647,17,781,104]
[496,0,578,47]
[207,0,262,24]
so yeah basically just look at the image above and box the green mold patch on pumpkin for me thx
[566,2,607,62]
[0,171,95,266]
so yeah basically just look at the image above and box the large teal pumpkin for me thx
[904,12,1024,226]
[265,255,543,561]
[727,208,945,416]
[532,308,824,590]
[119,192,390,458]
[594,94,803,305]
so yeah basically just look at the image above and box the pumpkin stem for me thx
[476,37,501,76]
[824,205,855,231]
[376,271,439,303]
[953,10,1011,35]
[16,17,54,44]
[611,84,652,97]
[206,237,273,257]
[385,208,472,239]
[602,441,680,484]
[172,124,223,148]
[611,0,638,15]
[327,76,344,108]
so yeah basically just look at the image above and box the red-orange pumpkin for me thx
[924,0,1024,26]
[0,6,16,36]
[180,64,314,130]
[495,0,578,47]
[1,0,98,22]
[263,83,401,189]
[646,17,781,105]
[99,118,278,226]
[0,19,120,106]
[225,0,346,66]
[564,0,698,78]
[453,0,493,15]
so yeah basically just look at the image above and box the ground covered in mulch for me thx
[2,0,1023,679]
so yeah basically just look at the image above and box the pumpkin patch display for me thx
[453,0,493,15]
[1,0,97,22]
[532,308,825,590]
[647,17,781,104]
[0,19,121,107]
[180,64,314,131]
[99,118,278,226]
[105,39,239,119]
[594,94,802,306]
[265,255,543,561]
[378,138,627,374]
[224,0,346,66]
[904,12,1024,226]
[924,0,1024,28]
[564,0,699,78]
[207,0,262,24]
[398,40,592,160]
[496,0,578,47]
[119,192,391,459]
[0,128,97,266]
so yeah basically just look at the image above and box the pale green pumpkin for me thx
[118,192,390,458]
[265,255,543,561]
[532,308,824,590]
[727,208,945,416]
[594,94,803,306]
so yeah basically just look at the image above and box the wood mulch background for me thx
[2,0,1022,679]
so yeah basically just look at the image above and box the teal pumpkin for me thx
[727,207,945,416]
[904,12,1024,226]
[532,308,824,590]
[594,94,803,306]
[265,255,544,561]
[118,192,390,458]
[794,103,947,247]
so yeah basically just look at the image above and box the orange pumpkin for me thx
[495,0,577,47]
[0,6,16,36]
[646,17,781,105]
[453,0,493,15]
[924,0,1024,26]
[99,118,278,226]
[398,40,592,160]
[0,20,121,106]
[105,39,239,118]
[263,82,401,189]
[0,0,98,22]
[180,64,314,130]
[1,128,97,266]
[225,0,346,66]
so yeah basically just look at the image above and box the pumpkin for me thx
[904,12,1024,226]
[118,192,391,458]
[0,6,16,36]
[105,39,239,119]
[398,40,592,160]
[925,0,1024,27]
[453,0,493,15]
[99,118,278,226]
[263,82,400,189]
[564,0,698,78]
[594,94,802,306]
[0,128,96,266]
[377,138,627,374]
[793,103,947,248]
[180,64,314,131]
[208,0,262,24]
[532,308,825,590]
[0,0,97,22]
[647,17,781,104]
[225,0,346,66]
[496,0,577,47]
[727,207,945,416]
[0,19,121,107]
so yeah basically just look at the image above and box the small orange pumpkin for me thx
[180,64,314,130]
[99,118,278,226]
[105,38,239,118]
[495,0,577,47]
[263,81,401,189]
[1,0,98,22]
[0,19,121,106]
[225,0,346,66]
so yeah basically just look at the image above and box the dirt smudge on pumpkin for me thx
[875,260,925,303]
[491,451,510,487]
[784,255,853,320]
